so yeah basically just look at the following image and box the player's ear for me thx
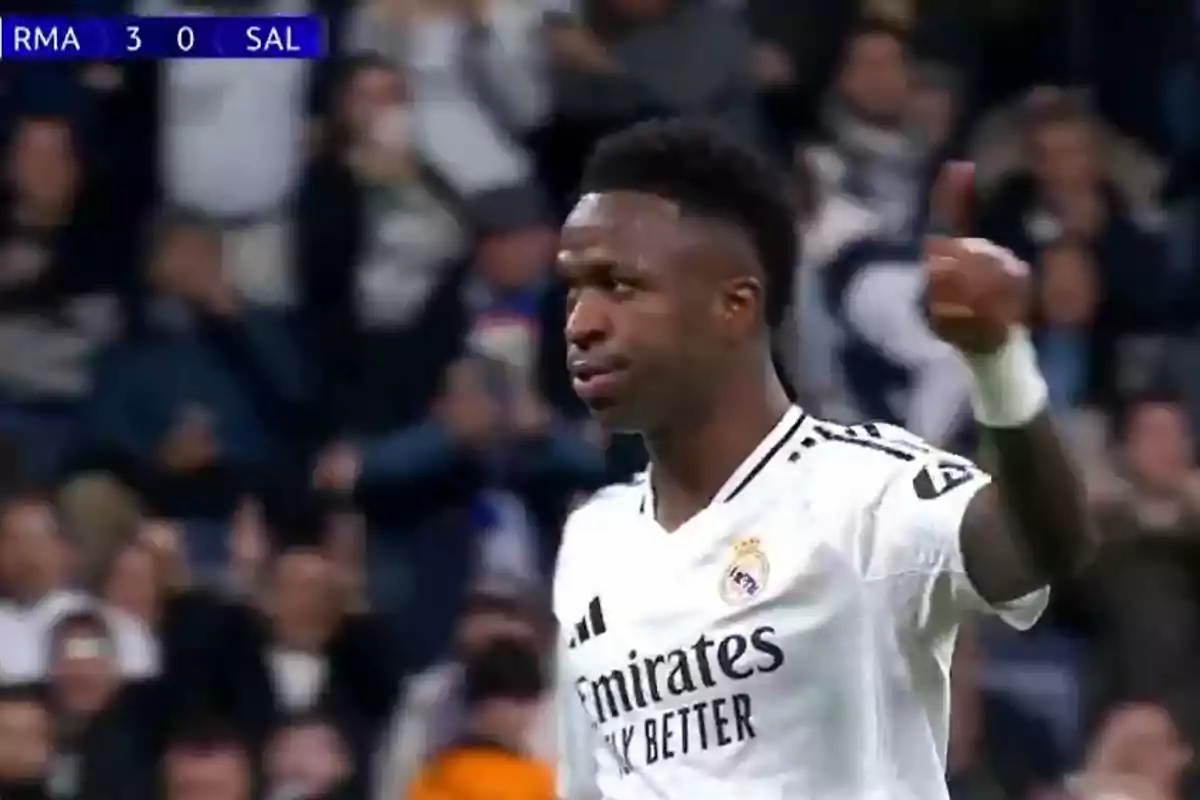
[719,276,763,338]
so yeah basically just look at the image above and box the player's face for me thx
[558,192,720,431]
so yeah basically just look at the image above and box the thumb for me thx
[928,160,975,238]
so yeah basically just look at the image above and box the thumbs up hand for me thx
[923,161,1032,355]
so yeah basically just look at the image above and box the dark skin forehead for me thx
[558,190,755,289]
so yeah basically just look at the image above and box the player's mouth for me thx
[569,358,630,401]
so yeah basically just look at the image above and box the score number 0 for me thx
[125,24,196,54]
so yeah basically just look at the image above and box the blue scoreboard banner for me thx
[0,16,326,59]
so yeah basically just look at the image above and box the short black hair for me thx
[1022,91,1096,134]
[845,16,911,52]
[580,118,798,328]
[321,53,402,151]
[336,52,397,90]
[168,717,248,755]
[462,637,546,706]
[274,709,338,732]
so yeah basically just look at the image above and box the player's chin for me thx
[574,375,643,431]
[585,401,645,432]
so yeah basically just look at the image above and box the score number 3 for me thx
[125,24,197,54]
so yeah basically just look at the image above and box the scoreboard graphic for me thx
[0,15,326,59]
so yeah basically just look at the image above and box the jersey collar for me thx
[641,405,808,517]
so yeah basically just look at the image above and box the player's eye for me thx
[594,273,639,299]
[564,272,638,307]
[609,278,637,298]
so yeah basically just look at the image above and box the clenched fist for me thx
[924,161,1031,355]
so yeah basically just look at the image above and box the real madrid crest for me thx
[719,537,769,604]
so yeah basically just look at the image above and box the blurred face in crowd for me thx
[1124,402,1194,496]
[0,699,52,781]
[436,357,503,441]
[268,551,337,651]
[0,500,68,601]
[908,79,956,149]
[341,63,413,184]
[1030,117,1100,195]
[152,222,224,299]
[476,226,555,292]
[50,620,118,718]
[1038,242,1097,328]
[6,118,79,215]
[837,30,909,125]
[166,745,251,800]
[1090,704,1191,794]
[102,543,161,627]
[340,63,405,146]
[266,721,350,796]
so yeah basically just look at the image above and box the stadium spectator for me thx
[211,546,398,768]
[0,115,131,481]
[0,687,52,800]
[263,712,357,800]
[345,0,548,197]
[462,185,556,382]
[1034,238,1100,410]
[375,574,552,800]
[163,721,254,800]
[298,54,469,439]
[405,635,552,800]
[79,213,312,521]
[137,0,326,307]
[99,539,162,628]
[977,96,1176,409]
[546,0,763,144]
[54,473,143,589]
[810,18,932,241]
[1084,395,1200,750]
[0,496,158,685]
[313,348,602,666]
[44,609,155,800]
[1068,703,1191,800]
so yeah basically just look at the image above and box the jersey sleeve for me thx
[870,446,1050,633]
[555,636,602,800]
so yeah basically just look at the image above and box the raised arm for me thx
[924,163,1096,604]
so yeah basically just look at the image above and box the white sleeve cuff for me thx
[965,328,1049,428]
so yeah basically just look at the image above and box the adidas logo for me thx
[568,596,607,648]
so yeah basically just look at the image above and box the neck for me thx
[467,702,531,752]
[646,361,792,527]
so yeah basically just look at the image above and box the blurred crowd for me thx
[0,0,1195,798]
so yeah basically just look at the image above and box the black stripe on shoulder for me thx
[805,423,917,461]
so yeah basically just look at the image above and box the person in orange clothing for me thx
[406,637,553,800]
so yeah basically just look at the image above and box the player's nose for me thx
[564,292,613,351]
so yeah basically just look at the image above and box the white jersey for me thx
[553,406,1048,800]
